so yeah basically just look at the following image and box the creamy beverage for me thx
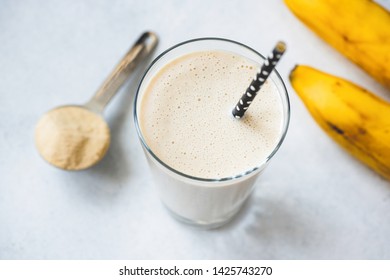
[135,39,289,228]
[139,51,283,178]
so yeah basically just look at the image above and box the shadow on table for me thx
[218,192,315,253]
[66,50,157,196]
[88,54,157,185]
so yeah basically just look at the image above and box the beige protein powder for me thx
[35,106,110,170]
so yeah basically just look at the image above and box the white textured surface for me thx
[0,0,389,259]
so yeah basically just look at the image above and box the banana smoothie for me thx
[135,39,289,228]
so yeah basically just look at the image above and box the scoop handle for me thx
[86,32,158,113]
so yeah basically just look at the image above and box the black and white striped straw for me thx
[232,41,286,119]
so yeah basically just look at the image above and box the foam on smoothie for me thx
[139,50,283,179]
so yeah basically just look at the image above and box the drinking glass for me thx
[134,38,290,229]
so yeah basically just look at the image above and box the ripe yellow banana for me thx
[284,0,390,88]
[290,65,390,180]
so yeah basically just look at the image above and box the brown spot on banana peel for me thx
[327,121,367,140]
[326,121,344,135]
[358,127,367,135]
[325,120,390,180]
[342,34,349,43]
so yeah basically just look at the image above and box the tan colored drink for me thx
[135,38,290,228]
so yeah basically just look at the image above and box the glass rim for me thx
[134,37,290,183]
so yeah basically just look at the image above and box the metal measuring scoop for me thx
[35,32,158,170]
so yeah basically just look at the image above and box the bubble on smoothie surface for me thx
[139,50,283,179]
[35,106,110,170]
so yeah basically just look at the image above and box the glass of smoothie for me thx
[134,38,290,229]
